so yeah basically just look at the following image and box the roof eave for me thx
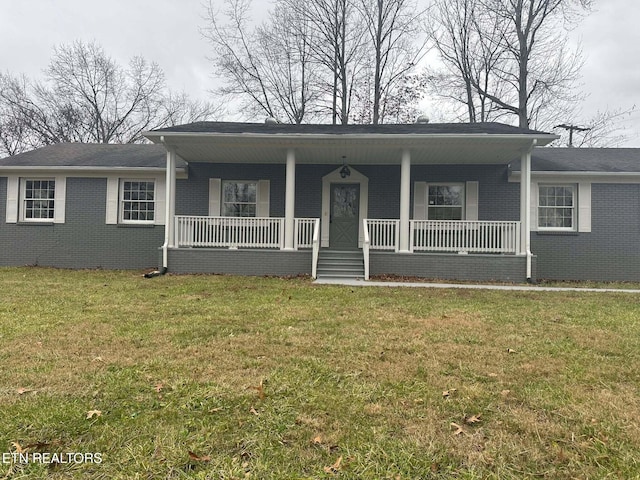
[144,130,558,145]
[0,165,188,176]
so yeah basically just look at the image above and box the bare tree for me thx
[0,41,218,157]
[202,0,320,123]
[428,0,592,129]
[553,106,637,147]
[275,0,369,124]
[478,0,592,128]
[356,0,426,124]
[427,0,512,123]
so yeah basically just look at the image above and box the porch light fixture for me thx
[340,156,351,178]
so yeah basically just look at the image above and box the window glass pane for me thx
[121,180,154,222]
[23,179,55,220]
[427,184,463,220]
[222,181,258,217]
[538,185,574,228]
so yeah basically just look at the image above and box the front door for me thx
[330,183,360,249]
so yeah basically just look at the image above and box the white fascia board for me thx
[509,171,640,183]
[0,166,188,179]
[147,131,558,145]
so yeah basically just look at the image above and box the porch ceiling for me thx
[148,133,556,165]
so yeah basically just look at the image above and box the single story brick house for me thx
[1,121,639,282]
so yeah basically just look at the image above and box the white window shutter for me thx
[578,182,591,232]
[413,181,427,220]
[208,178,221,216]
[6,176,18,223]
[105,177,119,224]
[257,180,270,217]
[154,176,166,225]
[53,176,66,224]
[465,181,479,221]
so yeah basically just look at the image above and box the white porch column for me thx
[284,148,296,250]
[520,140,536,279]
[162,146,177,269]
[399,149,411,253]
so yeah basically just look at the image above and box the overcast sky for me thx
[1,0,639,146]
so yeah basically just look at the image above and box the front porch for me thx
[146,121,557,282]
[168,215,527,281]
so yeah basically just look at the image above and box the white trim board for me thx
[509,171,640,184]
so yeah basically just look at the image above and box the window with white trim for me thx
[222,181,257,217]
[427,184,465,220]
[120,179,155,223]
[20,178,55,221]
[538,184,575,230]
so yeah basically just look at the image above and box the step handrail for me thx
[311,218,320,279]
[363,218,370,280]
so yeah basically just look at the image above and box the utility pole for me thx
[555,124,592,147]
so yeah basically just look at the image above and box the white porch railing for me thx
[295,218,317,249]
[410,220,521,254]
[174,216,319,250]
[175,216,284,248]
[365,219,400,251]
[362,219,522,258]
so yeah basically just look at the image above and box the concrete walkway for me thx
[314,277,640,293]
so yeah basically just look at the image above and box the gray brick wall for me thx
[0,177,163,269]
[167,248,312,275]
[370,252,532,282]
[532,183,640,281]
[180,162,518,221]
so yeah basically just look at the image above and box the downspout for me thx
[145,136,172,278]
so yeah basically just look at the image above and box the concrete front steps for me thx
[316,249,365,279]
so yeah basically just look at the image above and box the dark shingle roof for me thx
[150,121,550,136]
[0,143,183,169]
[510,148,640,173]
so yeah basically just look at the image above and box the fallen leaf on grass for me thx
[155,383,164,393]
[323,455,343,474]
[188,451,211,462]
[311,435,323,445]
[442,388,457,399]
[506,348,517,354]
[500,389,511,397]
[450,422,467,436]
[249,407,259,416]
[465,414,482,425]
[16,388,34,395]
[11,442,25,454]
[86,410,102,419]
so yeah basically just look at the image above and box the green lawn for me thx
[1,267,639,479]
